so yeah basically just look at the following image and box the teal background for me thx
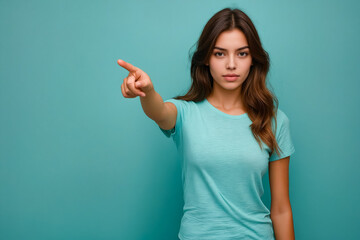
[1,0,359,239]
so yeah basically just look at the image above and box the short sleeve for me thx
[269,110,296,162]
[158,99,184,141]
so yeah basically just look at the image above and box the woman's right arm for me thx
[117,59,177,130]
[139,89,177,130]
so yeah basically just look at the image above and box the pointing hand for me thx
[117,59,154,98]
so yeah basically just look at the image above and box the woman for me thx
[118,7,295,240]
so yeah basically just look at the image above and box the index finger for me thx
[117,59,137,72]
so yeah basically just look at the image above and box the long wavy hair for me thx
[173,8,282,157]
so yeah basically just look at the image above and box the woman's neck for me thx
[207,92,244,111]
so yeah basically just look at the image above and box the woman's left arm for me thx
[269,156,295,240]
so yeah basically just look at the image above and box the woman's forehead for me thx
[215,29,249,49]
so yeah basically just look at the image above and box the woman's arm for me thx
[139,89,177,130]
[139,88,167,122]
[269,156,295,240]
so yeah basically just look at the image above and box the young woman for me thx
[118,8,295,240]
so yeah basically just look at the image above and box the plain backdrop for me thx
[1,0,359,239]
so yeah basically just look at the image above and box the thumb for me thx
[135,80,144,88]
[135,80,150,94]
[134,81,147,97]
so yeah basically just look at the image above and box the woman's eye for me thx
[214,52,248,57]
[239,52,248,57]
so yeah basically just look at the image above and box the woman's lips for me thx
[223,75,239,81]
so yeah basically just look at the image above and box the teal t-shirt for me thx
[159,98,295,240]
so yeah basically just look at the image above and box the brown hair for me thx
[173,7,282,157]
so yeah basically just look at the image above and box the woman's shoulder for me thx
[275,108,290,120]
[164,98,195,113]
[164,98,195,104]
[275,108,286,118]
[164,98,197,110]
[272,108,292,130]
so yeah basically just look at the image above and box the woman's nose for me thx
[226,56,236,69]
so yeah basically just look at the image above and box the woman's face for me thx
[207,28,253,91]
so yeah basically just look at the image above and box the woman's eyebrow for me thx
[214,46,249,51]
